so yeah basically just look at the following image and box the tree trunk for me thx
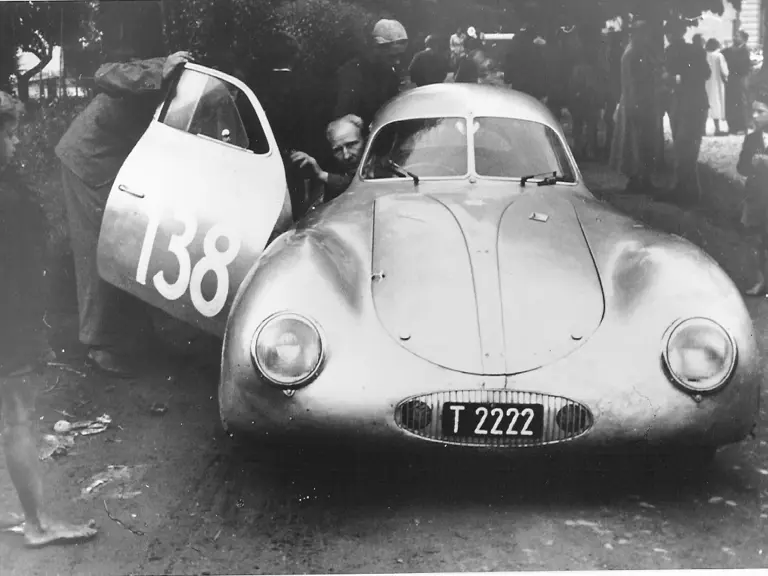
[15,52,53,102]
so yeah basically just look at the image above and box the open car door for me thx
[97,64,292,337]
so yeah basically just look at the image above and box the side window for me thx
[160,69,269,155]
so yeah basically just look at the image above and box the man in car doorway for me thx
[55,49,191,377]
[289,114,366,205]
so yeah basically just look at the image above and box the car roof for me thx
[371,84,564,134]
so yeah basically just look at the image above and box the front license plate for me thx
[442,403,544,438]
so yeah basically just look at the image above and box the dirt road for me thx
[0,292,766,575]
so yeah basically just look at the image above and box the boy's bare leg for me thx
[1,373,97,547]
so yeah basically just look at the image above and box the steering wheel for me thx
[401,161,462,176]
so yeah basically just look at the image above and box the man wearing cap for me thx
[408,35,450,87]
[333,19,408,126]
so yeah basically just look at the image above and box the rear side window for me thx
[160,69,269,155]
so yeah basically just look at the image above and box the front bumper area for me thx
[395,389,593,448]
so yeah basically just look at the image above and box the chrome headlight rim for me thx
[662,317,738,395]
[250,311,325,389]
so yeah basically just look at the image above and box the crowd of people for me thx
[0,13,767,549]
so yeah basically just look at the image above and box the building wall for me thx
[685,0,763,49]
[739,0,763,47]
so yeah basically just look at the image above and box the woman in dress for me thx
[705,38,729,136]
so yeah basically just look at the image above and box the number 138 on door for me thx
[135,206,242,319]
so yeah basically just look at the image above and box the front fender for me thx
[220,223,373,429]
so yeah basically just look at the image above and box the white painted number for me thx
[474,407,489,435]
[153,211,197,301]
[135,209,241,318]
[189,224,241,318]
[136,210,160,286]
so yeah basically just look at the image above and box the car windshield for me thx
[362,117,468,180]
[473,117,575,181]
[362,115,576,183]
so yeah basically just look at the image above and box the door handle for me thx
[118,184,145,198]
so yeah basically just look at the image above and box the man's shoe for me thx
[85,349,137,378]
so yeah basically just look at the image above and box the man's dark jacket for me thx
[55,58,167,189]
[408,48,449,87]
[333,56,400,126]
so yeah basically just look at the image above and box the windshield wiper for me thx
[520,171,570,187]
[385,160,420,185]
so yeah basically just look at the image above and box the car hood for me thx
[371,185,605,375]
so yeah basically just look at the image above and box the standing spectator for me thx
[737,85,768,295]
[609,19,662,193]
[449,27,467,71]
[408,35,450,87]
[333,19,408,127]
[502,23,549,102]
[465,27,483,53]
[723,30,752,135]
[705,38,729,136]
[55,50,192,377]
[454,49,487,84]
[290,114,366,205]
[667,31,710,203]
[664,21,689,144]
[250,32,310,218]
[603,27,627,160]
[568,23,610,161]
[0,91,98,548]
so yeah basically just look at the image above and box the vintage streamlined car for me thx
[97,63,760,462]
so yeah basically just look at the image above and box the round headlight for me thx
[251,313,324,387]
[663,318,737,393]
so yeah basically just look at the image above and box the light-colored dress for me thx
[706,50,729,120]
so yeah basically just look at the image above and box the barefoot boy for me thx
[0,91,97,547]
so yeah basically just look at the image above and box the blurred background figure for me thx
[502,21,549,102]
[610,18,662,193]
[705,38,729,136]
[723,30,752,135]
[334,18,408,126]
[408,34,450,87]
[455,48,487,83]
[449,27,467,71]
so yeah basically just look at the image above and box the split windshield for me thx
[362,116,575,182]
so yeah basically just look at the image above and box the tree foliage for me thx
[0,1,91,98]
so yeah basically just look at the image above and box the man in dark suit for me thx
[333,19,408,127]
[408,35,450,87]
[55,50,191,376]
[723,30,753,135]
[737,85,768,295]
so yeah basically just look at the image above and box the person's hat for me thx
[372,19,408,44]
